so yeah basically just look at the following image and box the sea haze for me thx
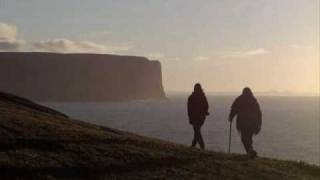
[44,95,320,165]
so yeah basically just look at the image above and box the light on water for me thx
[44,95,320,165]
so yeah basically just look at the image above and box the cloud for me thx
[290,44,312,50]
[0,22,17,40]
[165,57,180,61]
[0,40,25,51]
[222,48,269,58]
[193,56,209,61]
[145,53,180,61]
[33,39,132,54]
[146,53,165,59]
[0,22,24,51]
[0,22,132,54]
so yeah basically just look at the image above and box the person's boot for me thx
[191,140,196,147]
[199,141,205,150]
[251,150,257,157]
[248,149,257,159]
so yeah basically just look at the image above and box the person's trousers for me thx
[240,130,254,153]
[192,124,205,149]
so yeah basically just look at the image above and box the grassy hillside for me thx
[0,92,319,180]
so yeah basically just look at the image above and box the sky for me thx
[0,0,319,94]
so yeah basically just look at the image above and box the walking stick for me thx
[228,120,232,153]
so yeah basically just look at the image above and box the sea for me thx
[43,94,320,165]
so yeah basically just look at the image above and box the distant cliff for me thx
[0,52,166,101]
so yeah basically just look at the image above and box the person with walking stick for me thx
[228,87,262,158]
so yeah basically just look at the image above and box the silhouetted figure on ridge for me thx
[187,83,209,149]
[228,87,262,158]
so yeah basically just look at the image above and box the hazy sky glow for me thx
[0,0,319,94]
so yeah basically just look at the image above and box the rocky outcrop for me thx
[0,52,166,101]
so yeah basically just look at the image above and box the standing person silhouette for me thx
[187,83,209,149]
[228,87,262,158]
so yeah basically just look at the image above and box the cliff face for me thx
[0,52,166,101]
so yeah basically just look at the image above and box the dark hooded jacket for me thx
[187,91,209,125]
[229,90,262,134]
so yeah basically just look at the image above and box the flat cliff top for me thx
[0,52,153,62]
[0,92,319,180]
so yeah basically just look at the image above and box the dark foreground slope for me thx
[0,52,165,101]
[0,92,319,180]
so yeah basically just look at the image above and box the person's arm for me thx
[187,96,192,123]
[204,96,209,115]
[255,100,262,134]
[228,98,238,122]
